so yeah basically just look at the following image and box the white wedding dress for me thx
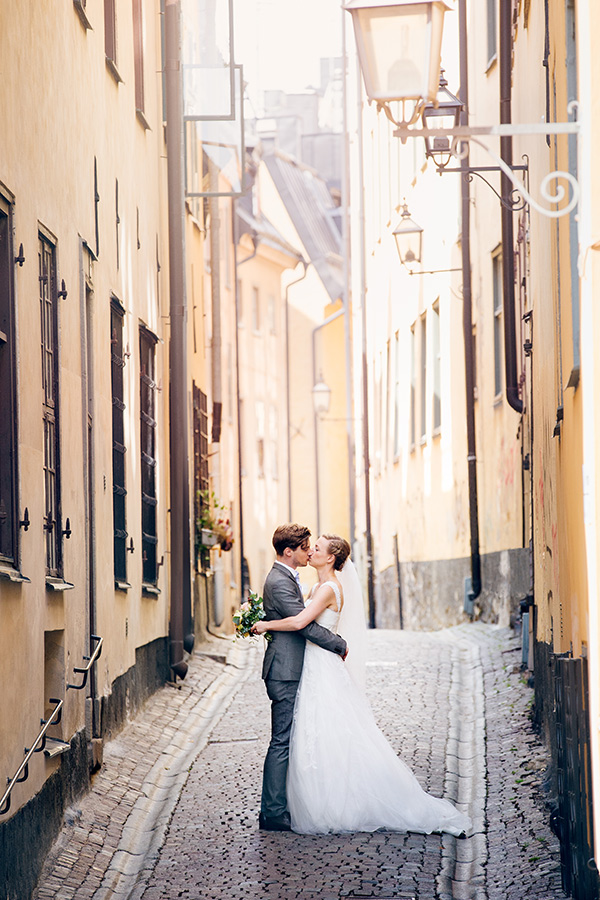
[286,580,472,836]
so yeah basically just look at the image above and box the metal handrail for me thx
[0,698,63,815]
[67,634,103,690]
[1,633,104,817]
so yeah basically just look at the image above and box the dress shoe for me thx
[259,813,291,831]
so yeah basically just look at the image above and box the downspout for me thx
[356,61,376,628]
[285,260,309,520]
[165,0,190,679]
[500,0,524,414]
[459,0,482,602]
[208,163,225,627]
[341,6,357,547]
[312,307,345,535]
[233,220,260,596]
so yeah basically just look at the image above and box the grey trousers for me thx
[261,678,299,819]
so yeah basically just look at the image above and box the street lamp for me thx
[422,69,462,164]
[312,378,332,416]
[392,200,423,268]
[345,0,451,127]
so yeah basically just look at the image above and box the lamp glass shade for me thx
[346,0,450,103]
[312,380,332,415]
[393,206,423,266]
[422,72,462,156]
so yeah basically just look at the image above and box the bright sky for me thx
[233,0,343,111]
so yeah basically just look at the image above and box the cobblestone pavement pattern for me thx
[33,624,565,900]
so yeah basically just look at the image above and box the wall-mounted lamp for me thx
[345,0,450,128]
[312,376,332,417]
[393,200,423,268]
[348,0,579,218]
[422,70,462,164]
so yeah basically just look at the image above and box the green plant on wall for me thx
[196,490,234,551]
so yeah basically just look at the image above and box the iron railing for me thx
[0,634,103,816]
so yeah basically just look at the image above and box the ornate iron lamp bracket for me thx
[392,103,580,219]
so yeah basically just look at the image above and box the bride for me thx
[252,533,472,837]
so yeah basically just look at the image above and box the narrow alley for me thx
[33,625,563,900]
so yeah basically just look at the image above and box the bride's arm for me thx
[253,584,333,634]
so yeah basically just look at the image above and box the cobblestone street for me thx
[33,624,565,900]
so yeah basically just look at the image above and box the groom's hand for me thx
[342,646,349,661]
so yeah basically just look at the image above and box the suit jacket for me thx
[261,563,347,682]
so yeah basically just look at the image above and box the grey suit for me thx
[260,563,347,820]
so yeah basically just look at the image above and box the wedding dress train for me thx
[286,582,472,836]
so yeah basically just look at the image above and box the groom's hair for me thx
[272,524,311,556]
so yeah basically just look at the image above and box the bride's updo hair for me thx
[322,534,351,571]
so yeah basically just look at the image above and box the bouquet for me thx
[232,590,272,641]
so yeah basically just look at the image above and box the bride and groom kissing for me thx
[253,523,471,838]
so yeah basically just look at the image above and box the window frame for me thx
[492,247,503,401]
[140,325,158,588]
[419,312,427,444]
[39,230,63,579]
[111,299,128,588]
[432,300,441,435]
[409,324,416,451]
[0,193,19,569]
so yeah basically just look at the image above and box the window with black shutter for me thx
[111,301,127,585]
[0,196,18,567]
[39,233,62,577]
[139,326,158,585]
[193,383,209,566]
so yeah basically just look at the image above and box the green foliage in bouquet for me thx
[232,590,272,641]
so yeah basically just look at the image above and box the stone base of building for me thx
[0,636,169,900]
[375,547,530,631]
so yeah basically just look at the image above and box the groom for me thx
[259,523,348,831]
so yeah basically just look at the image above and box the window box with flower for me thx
[196,490,235,552]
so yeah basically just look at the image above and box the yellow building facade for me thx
[348,0,600,893]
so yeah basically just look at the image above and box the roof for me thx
[235,204,303,262]
[262,151,344,302]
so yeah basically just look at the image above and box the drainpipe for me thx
[341,7,357,547]
[312,307,345,535]
[356,62,376,629]
[459,0,481,603]
[165,0,190,679]
[285,260,309,520]
[233,219,260,596]
[500,0,524,414]
[208,166,225,626]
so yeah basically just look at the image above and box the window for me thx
[493,250,503,398]
[393,331,401,458]
[432,302,441,433]
[40,233,62,576]
[140,327,158,585]
[256,401,265,477]
[472,325,478,400]
[111,301,127,585]
[132,0,145,115]
[193,384,209,564]
[409,325,416,449]
[0,196,18,567]
[267,294,276,334]
[269,406,278,480]
[487,0,497,66]
[420,313,427,442]
[104,0,118,68]
[237,278,243,326]
[251,286,260,332]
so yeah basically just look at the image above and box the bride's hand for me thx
[252,621,268,635]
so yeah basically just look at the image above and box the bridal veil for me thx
[337,558,368,693]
